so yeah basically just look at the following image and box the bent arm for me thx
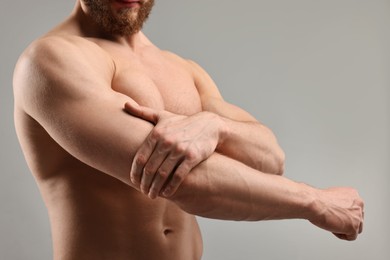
[190,60,285,174]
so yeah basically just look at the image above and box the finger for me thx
[333,232,357,241]
[162,160,193,197]
[345,233,358,241]
[130,135,157,186]
[148,154,183,199]
[140,167,156,195]
[131,152,147,187]
[359,210,364,234]
[333,233,346,240]
[140,143,170,195]
[354,199,364,234]
[124,102,159,124]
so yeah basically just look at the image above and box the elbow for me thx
[277,151,286,176]
[274,149,285,176]
[260,147,285,176]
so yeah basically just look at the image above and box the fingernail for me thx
[148,191,156,199]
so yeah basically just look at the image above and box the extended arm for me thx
[169,152,363,241]
[14,37,363,241]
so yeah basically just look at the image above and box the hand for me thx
[309,187,364,241]
[124,102,225,199]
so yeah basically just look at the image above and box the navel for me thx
[163,228,173,236]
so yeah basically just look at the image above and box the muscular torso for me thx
[14,26,204,259]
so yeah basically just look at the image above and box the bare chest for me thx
[109,48,202,115]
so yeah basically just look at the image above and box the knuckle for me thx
[349,218,361,233]
[185,148,198,161]
[135,154,147,166]
[157,169,168,179]
[151,127,164,140]
[143,166,155,176]
[162,136,174,148]
[174,143,186,154]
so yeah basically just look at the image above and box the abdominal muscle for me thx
[38,157,203,260]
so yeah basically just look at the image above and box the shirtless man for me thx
[13,0,364,259]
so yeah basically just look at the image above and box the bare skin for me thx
[13,1,364,259]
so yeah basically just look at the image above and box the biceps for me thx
[34,91,153,185]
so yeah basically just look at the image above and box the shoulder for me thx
[13,35,114,111]
[162,51,199,70]
[16,35,114,76]
[160,50,194,69]
[164,53,213,87]
[14,34,114,87]
[164,51,222,98]
[159,50,211,84]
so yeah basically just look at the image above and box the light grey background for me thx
[1,0,389,259]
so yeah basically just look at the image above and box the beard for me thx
[82,0,155,36]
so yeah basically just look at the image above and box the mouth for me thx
[114,0,141,8]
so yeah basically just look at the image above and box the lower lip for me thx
[114,0,141,8]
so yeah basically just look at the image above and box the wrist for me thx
[216,115,230,150]
[296,183,321,221]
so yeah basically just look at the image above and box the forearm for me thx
[217,117,285,175]
[201,97,285,174]
[168,152,314,221]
